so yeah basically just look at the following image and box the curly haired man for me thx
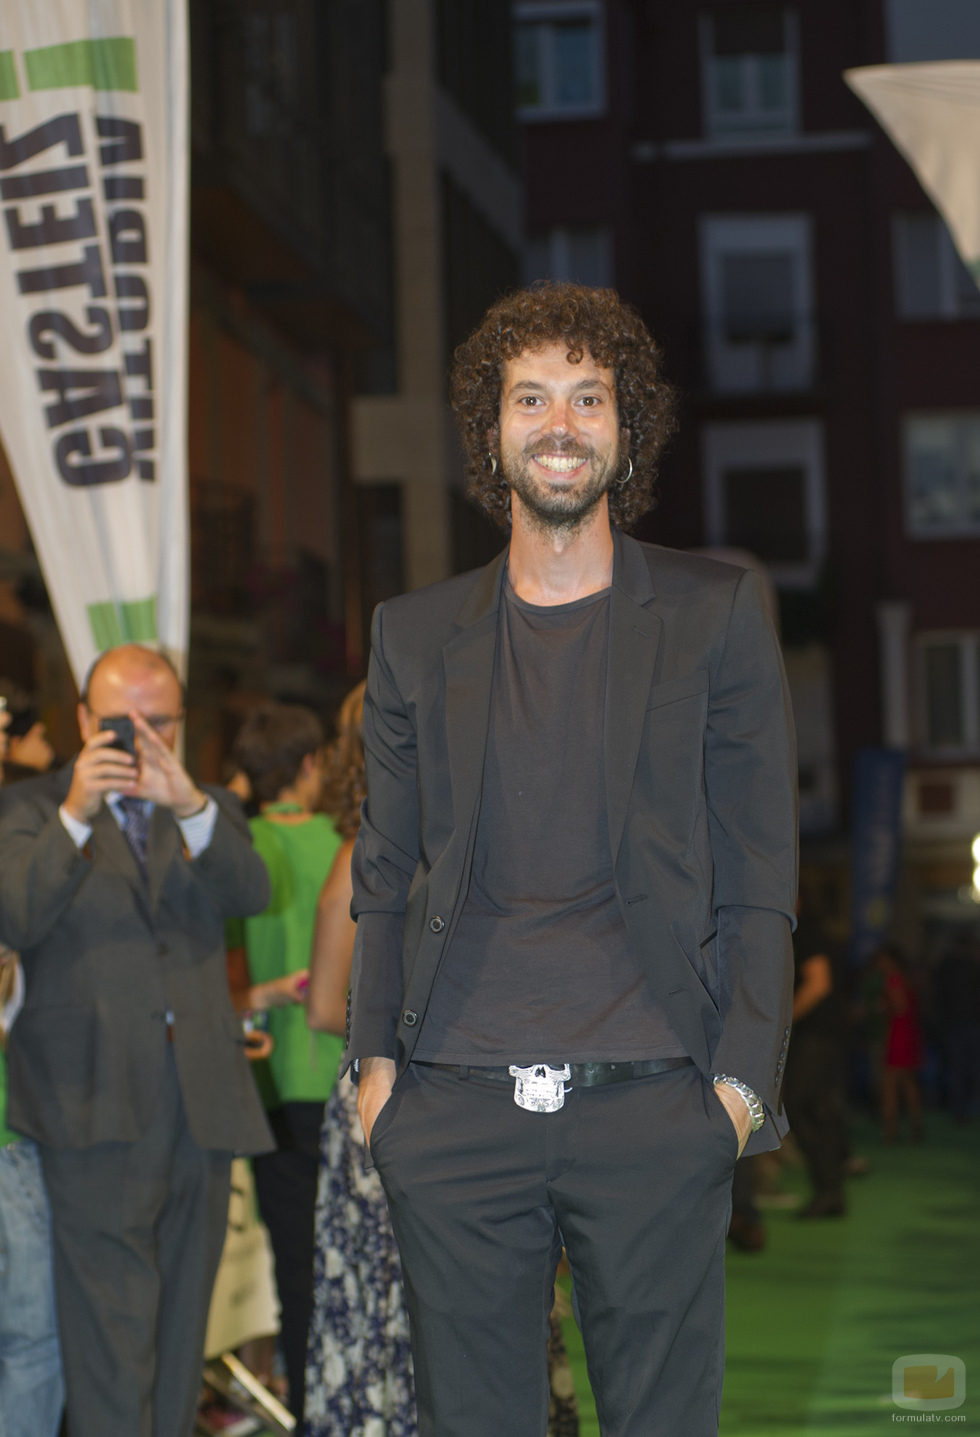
[347,283,798,1437]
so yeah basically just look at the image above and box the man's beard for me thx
[502,440,619,535]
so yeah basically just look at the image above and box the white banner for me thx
[845,62,980,286]
[0,2,188,686]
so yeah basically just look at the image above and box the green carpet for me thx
[560,1115,979,1436]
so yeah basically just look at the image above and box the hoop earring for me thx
[616,456,633,488]
[487,452,498,476]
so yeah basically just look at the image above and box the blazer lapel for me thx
[146,805,181,912]
[606,532,662,862]
[87,796,178,917]
[89,801,154,917]
[442,549,507,840]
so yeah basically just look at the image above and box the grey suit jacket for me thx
[0,766,273,1154]
[347,531,799,1154]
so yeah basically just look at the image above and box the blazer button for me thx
[428,915,445,933]
[402,1009,419,1027]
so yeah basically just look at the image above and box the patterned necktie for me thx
[117,796,150,876]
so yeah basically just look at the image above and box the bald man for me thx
[0,645,272,1437]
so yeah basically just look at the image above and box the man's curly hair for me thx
[450,281,677,531]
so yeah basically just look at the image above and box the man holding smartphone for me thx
[0,643,272,1437]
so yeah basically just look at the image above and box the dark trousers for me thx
[782,1032,847,1201]
[730,1152,760,1221]
[40,1049,231,1437]
[371,1062,737,1437]
[251,1099,324,1423]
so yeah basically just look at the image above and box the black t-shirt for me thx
[414,581,685,1066]
[792,917,842,1040]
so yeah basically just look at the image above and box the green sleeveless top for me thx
[229,812,344,1109]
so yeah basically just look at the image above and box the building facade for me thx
[0,0,522,773]
[516,0,980,951]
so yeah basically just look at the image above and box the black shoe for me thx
[728,1213,767,1251]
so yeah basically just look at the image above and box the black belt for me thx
[414,1056,693,1087]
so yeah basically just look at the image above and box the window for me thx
[702,420,825,587]
[514,2,604,119]
[903,413,980,537]
[700,7,798,139]
[915,633,980,754]
[700,215,815,392]
[524,226,613,285]
[886,0,980,63]
[893,211,980,321]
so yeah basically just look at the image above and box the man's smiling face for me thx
[496,342,624,535]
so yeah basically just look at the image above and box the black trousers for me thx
[371,1061,737,1437]
[782,1032,847,1201]
[251,1099,325,1422]
[40,1049,231,1437]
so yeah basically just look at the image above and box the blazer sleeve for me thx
[704,567,798,1139]
[190,786,270,920]
[0,783,92,951]
[346,601,420,1062]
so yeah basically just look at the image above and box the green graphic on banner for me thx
[87,596,158,651]
[0,52,19,101]
[25,37,137,94]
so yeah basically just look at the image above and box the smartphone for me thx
[100,715,136,756]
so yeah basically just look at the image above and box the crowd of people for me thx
[0,659,583,1437]
[727,918,979,1254]
[0,282,978,1437]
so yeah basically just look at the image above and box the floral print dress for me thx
[304,1073,416,1436]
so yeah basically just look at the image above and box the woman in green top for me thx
[228,702,343,1426]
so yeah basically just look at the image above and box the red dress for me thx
[884,971,924,1069]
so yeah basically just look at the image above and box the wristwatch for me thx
[712,1073,765,1132]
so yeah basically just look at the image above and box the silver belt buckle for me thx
[508,1063,572,1113]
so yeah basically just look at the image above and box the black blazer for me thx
[0,767,273,1154]
[347,532,798,1154]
